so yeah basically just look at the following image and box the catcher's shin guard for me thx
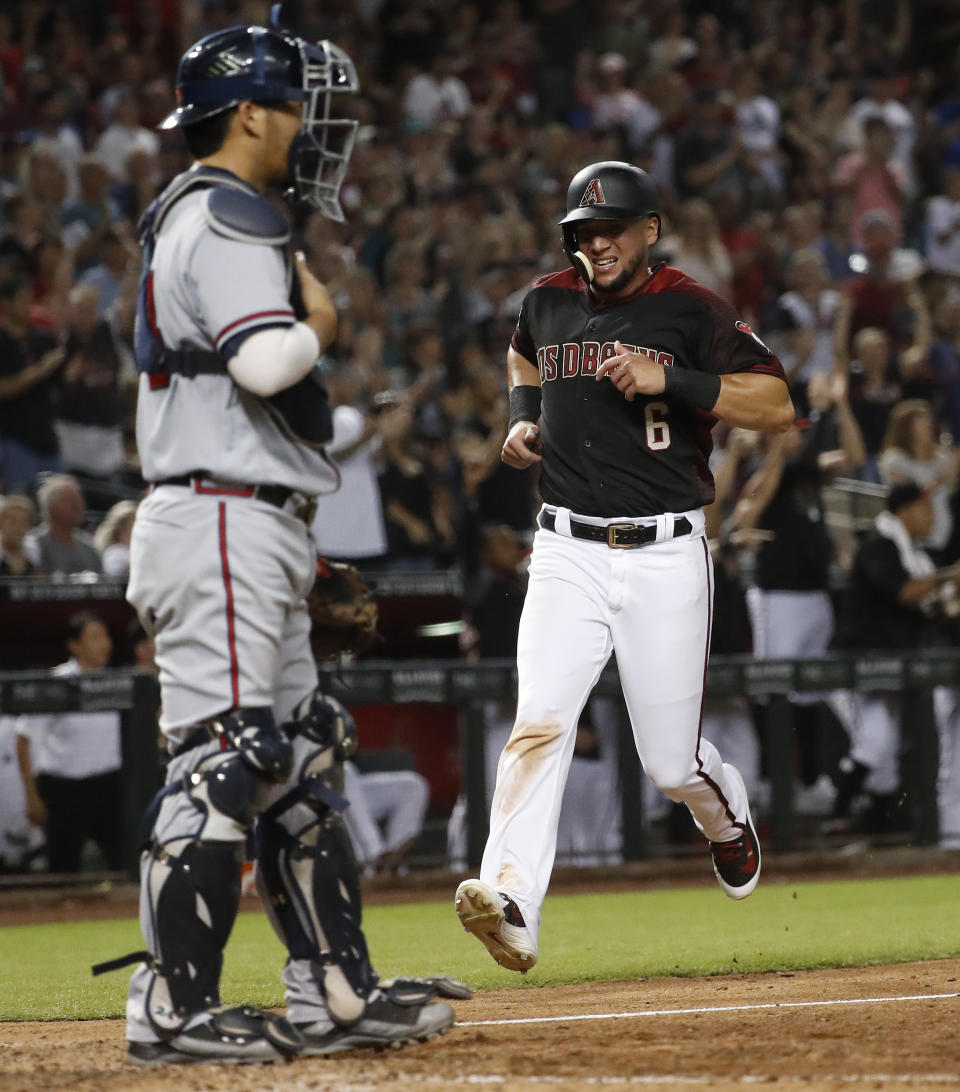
[255,692,375,1026]
[115,711,290,1041]
[134,837,245,1037]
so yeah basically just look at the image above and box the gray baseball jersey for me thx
[139,185,339,495]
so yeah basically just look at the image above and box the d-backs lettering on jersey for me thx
[536,341,675,381]
[511,263,786,518]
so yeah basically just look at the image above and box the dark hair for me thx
[182,106,237,159]
[67,610,104,643]
[887,481,926,514]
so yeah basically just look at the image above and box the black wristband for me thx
[662,366,721,411]
[508,385,542,429]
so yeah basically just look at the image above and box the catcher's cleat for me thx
[127,1006,302,1065]
[296,990,454,1055]
[455,879,538,973]
[710,764,762,900]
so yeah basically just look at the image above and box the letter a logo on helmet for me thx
[579,179,606,207]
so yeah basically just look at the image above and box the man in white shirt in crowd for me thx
[16,610,125,872]
[926,164,960,277]
[311,361,391,565]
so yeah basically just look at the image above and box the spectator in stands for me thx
[77,226,137,320]
[731,63,782,201]
[829,482,960,837]
[51,283,126,482]
[845,327,905,477]
[310,364,390,566]
[879,399,960,556]
[775,249,842,410]
[674,85,746,205]
[93,498,137,581]
[402,54,472,129]
[15,610,125,872]
[378,399,453,570]
[841,65,917,191]
[841,210,930,351]
[25,474,102,576]
[582,51,640,132]
[60,153,121,273]
[928,294,960,444]
[833,117,909,248]
[925,165,960,277]
[664,198,733,301]
[94,88,159,183]
[0,273,66,492]
[0,493,37,576]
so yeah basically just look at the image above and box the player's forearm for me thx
[507,346,540,392]
[835,399,867,470]
[227,323,322,396]
[713,373,794,432]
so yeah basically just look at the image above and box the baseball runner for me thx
[95,21,453,1064]
[455,161,794,972]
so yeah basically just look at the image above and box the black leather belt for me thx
[538,509,694,548]
[151,475,316,522]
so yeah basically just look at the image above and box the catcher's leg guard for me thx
[126,709,292,1042]
[256,691,376,1026]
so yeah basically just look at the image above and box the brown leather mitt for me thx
[307,558,380,660]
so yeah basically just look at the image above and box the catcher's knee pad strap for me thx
[140,838,244,1038]
[286,690,357,760]
[217,706,294,782]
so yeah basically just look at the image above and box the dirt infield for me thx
[2,958,959,1091]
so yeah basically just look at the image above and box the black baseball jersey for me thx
[511,263,787,517]
[834,532,937,650]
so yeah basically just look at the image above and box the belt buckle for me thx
[606,523,636,549]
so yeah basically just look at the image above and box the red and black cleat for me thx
[709,765,761,900]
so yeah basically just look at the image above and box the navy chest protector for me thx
[134,166,332,449]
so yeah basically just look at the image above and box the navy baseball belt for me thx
[151,475,317,523]
[538,509,694,549]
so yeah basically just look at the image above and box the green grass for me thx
[2,875,959,1021]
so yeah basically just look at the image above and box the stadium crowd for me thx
[4,0,960,866]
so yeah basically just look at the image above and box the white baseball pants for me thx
[481,507,749,939]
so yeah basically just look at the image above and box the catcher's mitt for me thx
[307,558,380,660]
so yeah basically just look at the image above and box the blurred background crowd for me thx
[5,0,960,872]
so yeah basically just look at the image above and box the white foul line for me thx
[456,990,960,1028]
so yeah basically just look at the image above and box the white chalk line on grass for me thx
[456,990,960,1028]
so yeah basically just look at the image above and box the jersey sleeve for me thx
[510,294,537,363]
[693,285,786,379]
[187,231,296,356]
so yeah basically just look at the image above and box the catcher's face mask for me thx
[286,39,359,221]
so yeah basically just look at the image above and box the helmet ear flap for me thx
[561,224,594,284]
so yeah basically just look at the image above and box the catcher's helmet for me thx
[558,161,661,254]
[160,25,358,220]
